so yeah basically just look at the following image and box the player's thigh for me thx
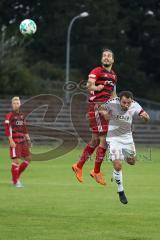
[89,133,100,147]
[108,141,124,161]
[88,103,108,135]
[99,134,107,149]
[21,143,31,160]
[122,143,136,165]
[108,143,123,170]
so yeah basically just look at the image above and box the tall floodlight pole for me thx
[65,12,89,103]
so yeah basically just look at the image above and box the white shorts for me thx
[108,141,136,161]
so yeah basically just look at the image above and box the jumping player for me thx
[72,48,117,185]
[99,91,150,203]
[4,97,32,187]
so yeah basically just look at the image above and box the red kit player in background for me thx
[4,97,32,188]
[72,48,117,185]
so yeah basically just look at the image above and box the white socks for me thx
[113,169,124,192]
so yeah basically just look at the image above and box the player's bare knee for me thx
[12,158,19,165]
[115,165,122,171]
[126,157,136,165]
[113,160,122,171]
[90,137,99,148]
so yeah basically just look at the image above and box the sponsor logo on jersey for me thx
[114,115,130,121]
[16,120,24,126]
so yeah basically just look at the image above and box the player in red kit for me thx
[72,48,117,185]
[4,97,32,187]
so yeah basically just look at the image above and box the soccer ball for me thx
[19,19,37,35]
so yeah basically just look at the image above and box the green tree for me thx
[0,0,159,100]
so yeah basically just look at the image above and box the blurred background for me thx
[0,0,160,148]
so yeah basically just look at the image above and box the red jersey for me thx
[88,66,117,103]
[4,111,28,144]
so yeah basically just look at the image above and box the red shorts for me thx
[88,102,109,134]
[10,142,30,159]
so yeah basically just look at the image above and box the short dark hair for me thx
[119,91,133,100]
[102,48,114,58]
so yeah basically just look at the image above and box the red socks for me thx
[77,144,96,169]
[11,161,30,184]
[77,145,106,172]
[11,163,19,184]
[94,146,106,173]
[18,160,30,178]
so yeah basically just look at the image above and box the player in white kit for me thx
[99,91,150,204]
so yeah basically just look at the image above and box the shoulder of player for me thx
[106,97,119,104]
[4,112,13,124]
[89,66,102,73]
[88,67,102,79]
[19,111,25,115]
[131,100,143,112]
[5,112,13,119]
[93,66,102,71]
[131,100,140,106]
[109,97,119,102]
[111,69,117,75]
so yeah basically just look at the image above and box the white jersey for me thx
[105,98,143,144]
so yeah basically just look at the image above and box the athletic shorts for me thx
[10,142,30,159]
[88,102,109,134]
[108,141,136,161]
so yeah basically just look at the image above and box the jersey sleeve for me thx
[134,102,144,116]
[4,113,11,137]
[88,67,100,81]
[103,98,119,113]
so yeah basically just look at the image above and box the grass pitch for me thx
[0,145,159,240]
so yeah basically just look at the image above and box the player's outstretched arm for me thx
[139,111,150,122]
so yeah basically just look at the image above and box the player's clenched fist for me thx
[139,111,150,122]
[96,84,104,91]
